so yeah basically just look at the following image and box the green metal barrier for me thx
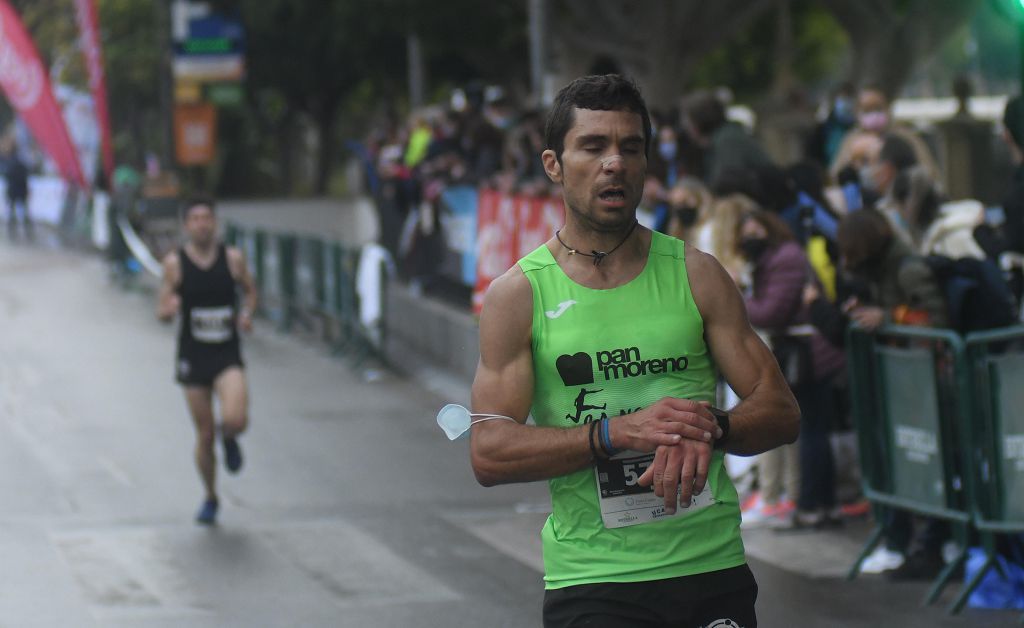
[958,326,1024,616]
[846,325,974,608]
[223,221,384,367]
[277,234,297,331]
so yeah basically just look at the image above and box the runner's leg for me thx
[214,366,248,438]
[184,386,217,499]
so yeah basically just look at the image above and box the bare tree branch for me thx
[557,23,649,67]
[684,0,779,61]
[817,0,893,37]
[563,0,641,47]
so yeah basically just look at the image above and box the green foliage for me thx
[690,1,847,99]
[10,0,85,86]
[98,0,163,165]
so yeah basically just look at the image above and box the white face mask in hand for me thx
[436,404,516,441]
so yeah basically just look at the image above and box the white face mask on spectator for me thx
[859,163,883,193]
[859,110,889,133]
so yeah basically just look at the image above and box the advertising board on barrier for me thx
[438,185,479,287]
[472,189,563,314]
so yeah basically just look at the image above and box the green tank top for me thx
[519,231,745,589]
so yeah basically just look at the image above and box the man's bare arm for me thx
[469,266,707,486]
[227,247,258,330]
[691,247,800,454]
[638,246,799,512]
[156,254,181,322]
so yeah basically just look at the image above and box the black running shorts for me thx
[542,564,757,628]
[175,350,244,388]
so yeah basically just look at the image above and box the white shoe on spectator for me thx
[860,546,905,574]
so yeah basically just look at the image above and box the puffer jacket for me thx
[745,241,846,381]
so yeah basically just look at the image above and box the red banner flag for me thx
[73,0,113,186]
[0,0,86,187]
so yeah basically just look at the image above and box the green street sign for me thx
[207,83,244,107]
[182,37,233,54]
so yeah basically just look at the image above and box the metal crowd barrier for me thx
[224,222,382,366]
[846,324,1024,618]
[961,327,1024,616]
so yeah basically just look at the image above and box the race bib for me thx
[190,306,234,343]
[594,450,715,529]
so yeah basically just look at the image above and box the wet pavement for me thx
[0,228,1019,626]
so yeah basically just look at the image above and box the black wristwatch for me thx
[709,406,730,448]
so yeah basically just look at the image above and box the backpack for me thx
[923,255,1018,335]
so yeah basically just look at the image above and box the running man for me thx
[471,75,800,627]
[157,196,257,524]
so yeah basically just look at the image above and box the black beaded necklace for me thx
[555,220,639,266]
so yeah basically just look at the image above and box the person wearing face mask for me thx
[643,122,685,232]
[734,210,847,530]
[807,82,857,169]
[665,176,712,250]
[830,85,940,187]
[847,133,921,246]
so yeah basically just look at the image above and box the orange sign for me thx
[173,103,217,165]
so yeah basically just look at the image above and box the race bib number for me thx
[190,306,234,343]
[595,451,715,529]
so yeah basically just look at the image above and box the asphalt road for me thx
[0,235,1018,627]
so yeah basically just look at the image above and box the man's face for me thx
[542,108,646,231]
[183,204,216,246]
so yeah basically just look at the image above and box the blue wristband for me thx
[599,418,619,456]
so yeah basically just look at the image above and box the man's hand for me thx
[238,309,253,333]
[609,397,722,453]
[157,294,180,323]
[637,438,713,513]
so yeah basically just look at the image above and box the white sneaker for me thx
[860,546,905,574]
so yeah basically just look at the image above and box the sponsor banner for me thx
[519,195,563,260]
[73,0,113,186]
[438,185,478,287]
[56,85,100,189]
[173,103,217,165]
[0,1,86,187]
[471,189,563,313]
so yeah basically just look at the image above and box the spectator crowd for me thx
[360,77,1024,586]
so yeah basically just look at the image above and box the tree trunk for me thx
[821,0,983,99]
[854,30,915,99]
[771,0,795,97]
[556,0,779,109]
[314,107,337,196]
[277,110,296,195]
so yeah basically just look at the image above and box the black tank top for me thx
[177,244,240,356]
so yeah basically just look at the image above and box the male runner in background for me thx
[471,75,799,627]
[157,196,257,524]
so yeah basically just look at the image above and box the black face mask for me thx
[739,237,769,261]
[675,206,699,227]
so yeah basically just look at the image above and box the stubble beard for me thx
[567,195,637,236]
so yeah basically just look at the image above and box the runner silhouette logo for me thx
[556,352,594,386]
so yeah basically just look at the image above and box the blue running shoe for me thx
[223,436,243,474]
[196,498,218,525]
